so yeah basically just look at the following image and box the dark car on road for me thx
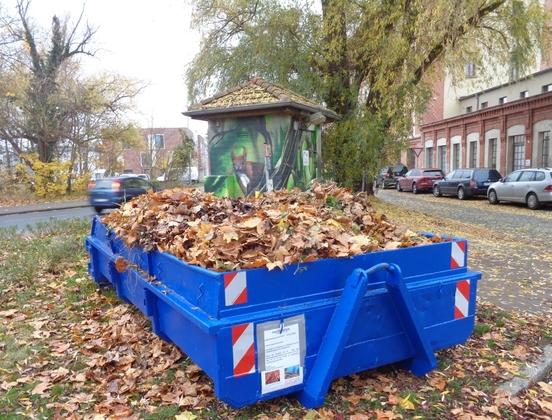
[396,168,444,194]
[88,176,155,213]
[374,163,408,189]
[433,168,502,200]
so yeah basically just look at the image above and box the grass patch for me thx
[1,215,551,418]
[473,323,492,337]
[0,218,89,292]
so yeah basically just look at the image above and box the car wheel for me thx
[396,182,402,192]
[412,183,418,194]
[526,193,540,210]
[94,206,103,214]
[433,185,441,197]
[488,189,498,205]
[457,187,466,200]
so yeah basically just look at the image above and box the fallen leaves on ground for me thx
[1,208,551,419]
[103,182,442,272]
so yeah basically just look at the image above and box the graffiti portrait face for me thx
[231,146,247,172]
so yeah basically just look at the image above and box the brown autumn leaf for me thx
[114,256,129,273]
[429,376,447,391]
[102,182,440,272]
[537,381,552,395]
[536,398,552,412]
[238,216,262,229]
[349,414,370,420]
[0,309,18,317]
[32,381,51,395]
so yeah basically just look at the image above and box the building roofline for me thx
[458,67,552,101]
[182,101,340,121]
[184,77,339,121]
[420,90,552,131]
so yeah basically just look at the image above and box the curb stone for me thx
[0,202,90,217]
[498,344,552,396]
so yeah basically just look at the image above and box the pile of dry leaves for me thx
[103,183,442,271]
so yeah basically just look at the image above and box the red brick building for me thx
[405,69,552,176]
[403,0,552,176]
[415,88,552,176]
[122,127,194,176]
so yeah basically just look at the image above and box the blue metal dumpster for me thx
[86,216,481,408]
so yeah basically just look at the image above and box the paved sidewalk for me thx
[374,190,552,315]
[0,199,90,216]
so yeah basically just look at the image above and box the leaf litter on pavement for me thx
[370,194,552,315]
[1,202,551,418]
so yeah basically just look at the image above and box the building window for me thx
[542,84,552,93]
[520,90,528,99]
[407,148,416,169]
[425,147,433,167]
[469,142,477,168]
[452,143,460,170]
[511,135,525,170]
[488,138,497,169]
[438,145,446,171]
[140,152,152,168]
[465,106,473,113]
[510,65,520,81]
[499,96,507,105]
[480,102,488,109]
[540,131,550,167]
[148,134,165,149]
[464,63,476,78]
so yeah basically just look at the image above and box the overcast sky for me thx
[5,0,207,136]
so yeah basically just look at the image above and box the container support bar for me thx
[297,262,436,408]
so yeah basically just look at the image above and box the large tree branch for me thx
[411,0,506,84]
[16,0,42,73]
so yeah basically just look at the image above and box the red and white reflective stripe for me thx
[454,279,470,319]
[450,241,466,269]
[224,271,248,306]
[231,323,255,376]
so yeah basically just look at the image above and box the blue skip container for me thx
[86,216,481,408]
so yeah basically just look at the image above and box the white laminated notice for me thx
[257,316,305,394]
[302,150,310,166]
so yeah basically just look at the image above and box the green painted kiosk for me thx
[183,78,338,197]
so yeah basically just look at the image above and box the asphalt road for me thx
[0,206,97,230]
[376,189,552,314]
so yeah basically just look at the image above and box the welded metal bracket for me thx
[297,263,436,408]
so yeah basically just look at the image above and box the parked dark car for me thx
[375,163,408,189]
[88,176,155,213]
[433,168,502,200]
[396,168,444,194]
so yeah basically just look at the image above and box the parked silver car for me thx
[487,168,552,209]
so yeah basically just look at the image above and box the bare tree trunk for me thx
[321,0,352,116]
[4,140,12,174]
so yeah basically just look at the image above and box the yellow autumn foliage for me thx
[16,154,72,198]
[72,173,91,193]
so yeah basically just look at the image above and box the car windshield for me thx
[423,170,443,176]
[474,170,501,182]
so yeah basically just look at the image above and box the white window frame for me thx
[464,63,476,78]
[148,133,165,150]
[140,152,152,168]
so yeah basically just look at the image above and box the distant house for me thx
[122,127,197,178]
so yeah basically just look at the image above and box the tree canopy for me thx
[0,0,142,166]
[187,0,548,188]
